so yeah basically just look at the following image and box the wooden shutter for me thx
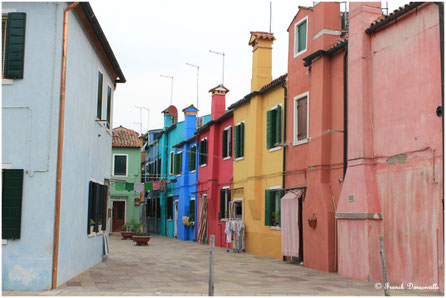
[226,189,231,219]
[2,169,23,239]
[97,72,103,119]
[4,13,26,79]
[298,21,307,52]
[264,190,272,226]
[278,190,283,226]
[222,129,227,158]
[94,183,101,232]
[101,185,108,231]
[298,97,307,140]
[199,141,203,165]
[266,110,272,149]
[240,123,245,157]
[276,106,282,145]
[234,124,239,158]
[188,147,192,171]
[219,189,225,220]
[204,139,208,164]
[87,181,94,234]
[106,87,112,128]
[228,127,232,157]
[189,199,195,222]
[179,153,182,174]
[192,146,196,171]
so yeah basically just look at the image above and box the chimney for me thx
[162,105,178,128]
[208,84,229,121]
[249,31,275,91]
[182,105,198,139]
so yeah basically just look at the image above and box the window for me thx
[188,145,197,172]
[265,188,283,227]
[2,169,23,239]
[294,17,308,57]
[2,13,26,79]
[199,138,207,166]
[219,188,231,220]
[97,71,103,119]
[167,196,173,220]
[294,92,309,145]
[174,152,182,175]
[156,196,161,219]
[266,105,282,149]
[234,200,243,219]
[87,181,108,234]
[106,86,112,128]
[222,126,232,159]
[169,151,174,174]
[234,122,245,159]
[113,154,128,176]
[189,198,195,222]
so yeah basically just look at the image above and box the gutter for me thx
[343,46,348,178]
[303,40,348,67]
[52,2,79,289]
[281,80,287,193]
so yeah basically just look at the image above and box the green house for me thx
[111,126,142,232]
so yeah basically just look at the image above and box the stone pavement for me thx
[3,234,441,296]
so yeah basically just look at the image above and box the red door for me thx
[112,201,125,232]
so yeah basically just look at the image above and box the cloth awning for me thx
[281,190,304,258]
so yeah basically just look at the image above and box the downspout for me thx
[281,80,287,191]
[343,46,348,179]
[52,2,79,290]
[165,132,169,236]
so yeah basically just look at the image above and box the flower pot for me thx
[121,231,134,240]
[90,226,94,234]
[133,235,151,246]
[98,224,102,231]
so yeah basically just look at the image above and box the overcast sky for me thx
[90,0,408,134]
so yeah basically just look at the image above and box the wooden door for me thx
[112,201,125,232]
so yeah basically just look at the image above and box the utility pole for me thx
[186,63,200,109]
[160,75,174,105]
[269,1,272,33]
[209,50,225,85]
[134,106,143,135]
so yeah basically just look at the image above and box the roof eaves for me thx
[302,40,348,67]
[195,111,233,134]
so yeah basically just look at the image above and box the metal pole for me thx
[160,75,174,105]
[209,234,215,296]
[269,1,272,33]
[379,235,390,296]
[186,63,200,109]
[143,107,150,132]
[209,50,225,85]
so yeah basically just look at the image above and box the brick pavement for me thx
[3,234,442,296]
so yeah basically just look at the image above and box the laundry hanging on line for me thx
[134,183,144,193]
[125,183,134,191]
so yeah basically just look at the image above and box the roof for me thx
[208,84,230,93]
[74,3,125,84]
[182,104,198,112]
[112,126,142,148]
[195,110,234,134]
[287,6,314,32]
[249,31,276,45]
[173,135,196,148]
[302,39,348,67]
[366,2,424,34]
[227,74,288,110]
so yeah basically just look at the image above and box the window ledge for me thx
[235,157,244,161]
[2,239,7,245]
[223,157,231,161]
[200,164,207,167]
[113,175,128,178]
[88,233,96,238]
[269,147,282,153]
[2,79,13,85]
[270,226,281,231]
[293,139,309,146]
[294,48,307,58]
[190,170,196,173]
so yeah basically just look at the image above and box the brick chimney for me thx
[208,84,229,121]
[249,31,275,91]
[182,105,198,139]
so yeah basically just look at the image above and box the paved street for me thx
[4,234,441,296]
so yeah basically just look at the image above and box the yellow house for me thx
[228,32,287,260]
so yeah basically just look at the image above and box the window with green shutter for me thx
[113,154,127,176]
[266,106,282,149]
[170,151,174,174]
[294,18,307,56]
[106,86,112,128]
[87,181,108,235]
[97,71,103,119]
[265,189,282,227]
[189,145,197,171]
[219,188,230,220]
[189,199,195,222]
[199,139,207,166]
[2,169,23,239]
[3,13,26,79]
[264,190,272,226]
[234,122,245,158]
[222,127,232,159]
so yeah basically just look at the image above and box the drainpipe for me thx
[343,47,348,179]
[52,2,79,290]
[281,80,287,191]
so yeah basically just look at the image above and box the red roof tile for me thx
[259,74,288,92]
[112,126,142,148]
[370,2,412,26]
[249,31,276,45]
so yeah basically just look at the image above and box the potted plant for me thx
[90,219,95,234]
[307,214,317,229]
[130,219,140,233]
[121,223,134,240]
[186,221,194,228]
[273,210,280,226]
[98,218,102,232]
[132,232,151,246]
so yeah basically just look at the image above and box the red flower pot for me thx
[121,231,134,240]
[132,235,151,246]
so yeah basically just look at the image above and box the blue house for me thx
[1,2,125,290]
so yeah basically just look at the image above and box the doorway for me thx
[112,201,125,232]
[174,200,178,238]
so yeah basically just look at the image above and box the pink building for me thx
[196,85,234,248]
[337,2,443,292]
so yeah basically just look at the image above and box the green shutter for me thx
[234,125,240,158]
[5,13,26,79]
[228,127,232,157]
[97,72,103,119]
[179,153,182,174]
[298,21,307,52]
[264,190,272,226]
[189,200,195,222]
[266,110,272,149]
[240,123,245,157]
[278,190,283,226]
[204,139,208,164]
[219,189,225,220]
[2,169,23,239]
[106,86,111,128]
[276,106,282,145]
[192,146,196,171]
[174,153,179,175]
[188,148,192,171]
[114,155,126,176]
[222,130,227,158]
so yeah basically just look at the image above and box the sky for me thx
[90,0,408,135]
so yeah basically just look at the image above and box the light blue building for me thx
[2,2,125,290]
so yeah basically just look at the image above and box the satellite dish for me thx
[167,105,177,117]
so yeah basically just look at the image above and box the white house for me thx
[2,2,125,290]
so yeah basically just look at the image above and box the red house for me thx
[195,85,234,247]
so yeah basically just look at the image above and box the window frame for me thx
[234,121,245,161]
[293,91,310,146]
[112,154,128,177]
[266,185,282,228]
[219,186,231,221]
[294,16,308,58]
[222,126,232,160]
